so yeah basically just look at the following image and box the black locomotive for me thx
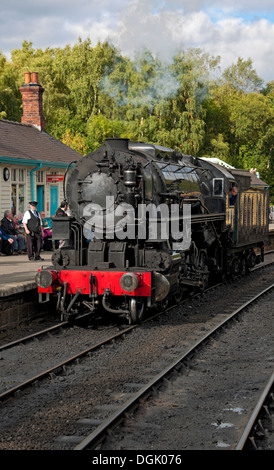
[36,138,269,323]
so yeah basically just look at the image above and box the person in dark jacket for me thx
[229,186,238,205]
[55,201,69,248]
[22,202,44,261]
[0,222,14,255]
[55,200,69,217]
[1,210,25,254]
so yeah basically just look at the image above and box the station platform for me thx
[0,251,53,298]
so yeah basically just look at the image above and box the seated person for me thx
[229,186,238,205]
[0,223,14,255]
[40,211,53,251]
[12,214,20,231]
[1,210,25,254]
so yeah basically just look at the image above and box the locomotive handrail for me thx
[159,192,200,197]
[134,212,225,223]
[190,213,226,223]
[63,160,77,201]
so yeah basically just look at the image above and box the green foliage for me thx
[203,66,274,201]
[0,42,273,201]
[222,57,264,93]
[0,52,22,120]
[86,114,127,150]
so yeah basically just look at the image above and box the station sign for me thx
[46,175,64,182]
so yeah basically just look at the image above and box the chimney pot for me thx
[31,72,38,83]
[24,72,31,84]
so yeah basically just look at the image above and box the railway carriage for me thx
[36,139,269,323]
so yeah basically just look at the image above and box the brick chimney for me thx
[20,72,46,131]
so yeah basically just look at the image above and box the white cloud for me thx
[0,0,273,82]
[195,16,274,81]
[110,2,274,81]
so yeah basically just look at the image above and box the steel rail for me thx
[236,371,274,450]
[0,322,70,352]
[74,282,274,450]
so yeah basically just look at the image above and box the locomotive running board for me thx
[190,213,226,224]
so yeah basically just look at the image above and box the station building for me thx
[0,72,81,220]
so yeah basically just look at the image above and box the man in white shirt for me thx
[23,201,44,261]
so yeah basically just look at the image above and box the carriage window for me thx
[213,178,223,196]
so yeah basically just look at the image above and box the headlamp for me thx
[35,270,57,288]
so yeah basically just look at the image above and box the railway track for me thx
[0,321,70,352]
[1,260,273,404]
[70,282,274,450]
[0,324,136,403]
[0,261,273,450]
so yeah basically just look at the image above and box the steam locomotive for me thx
[36,138,269,323]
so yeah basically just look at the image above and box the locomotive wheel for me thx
[230,254,245,276]
[157,296,169,311]
[245,250,256,272]
[198,250,209,291]
[173,288,183,304]
[129,298,145,324]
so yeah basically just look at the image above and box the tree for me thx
[222,57,264,93]
[86,115,127,151]
[0,52,21,120]
[232,90,274,201]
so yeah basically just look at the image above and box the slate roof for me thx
[250,172,269,188]
[231,168,268,188]
[0,119,81,165]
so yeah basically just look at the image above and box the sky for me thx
[1,0,274,83]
